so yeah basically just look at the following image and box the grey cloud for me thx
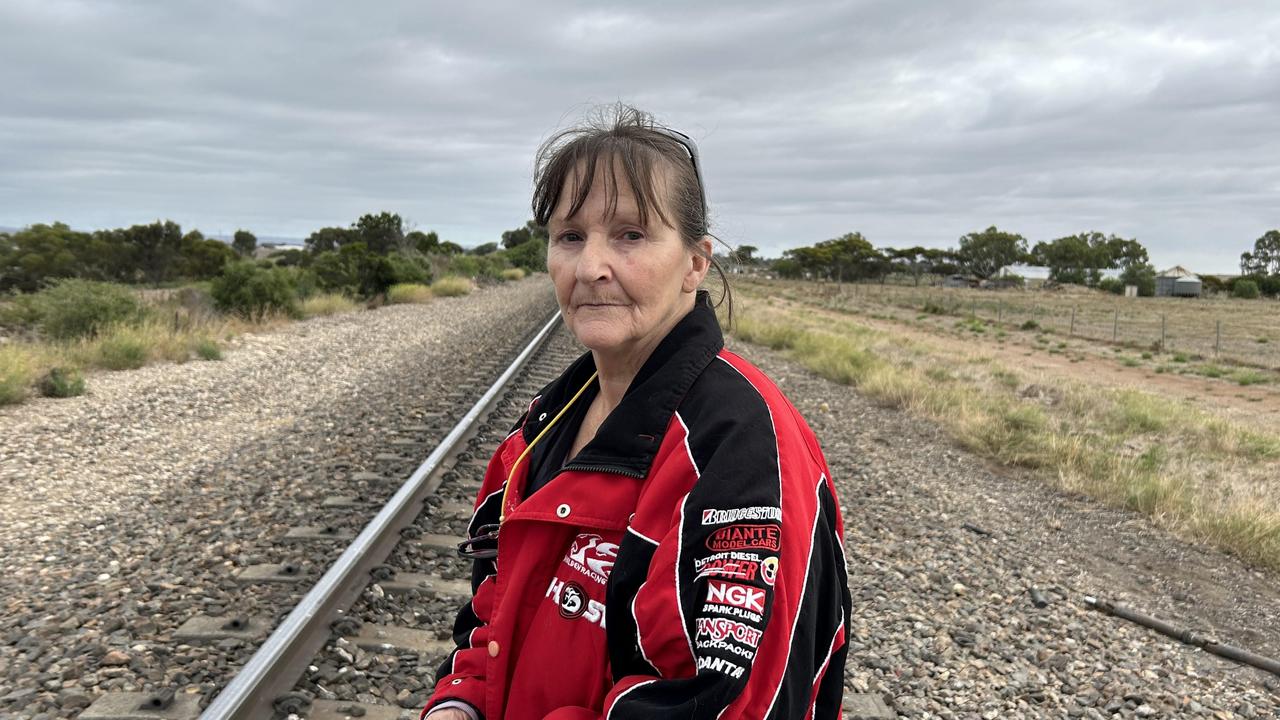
[1,0,1277,272]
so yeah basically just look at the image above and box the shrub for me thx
[502,239,546,273]
[195,338,222,360]
[432,276,473,297]
[311,243,396,298]
[922,299,948,315]
[1233,279,1260,299]
[210,262,298,320]
[1020,319,1040,331]
[388,283,433,304]
[96,330,147,370]
[0,345,37,405]
[501,268,526,282]
[387,253,432,285]
[39,366,85,398]
[23,279,144,340]
[299,293,359,317]
[1098,278,1124,294]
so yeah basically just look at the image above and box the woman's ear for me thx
[683,236,714,293]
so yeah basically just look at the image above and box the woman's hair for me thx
[531,103,733,324]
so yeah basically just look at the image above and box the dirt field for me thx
[771,279,1280,372]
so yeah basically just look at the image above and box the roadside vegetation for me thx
[727,288,1280,572]
[0,214,548,407]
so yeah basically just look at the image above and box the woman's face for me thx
[546,163,711,364]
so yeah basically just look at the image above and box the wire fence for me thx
[789,281,1280,372]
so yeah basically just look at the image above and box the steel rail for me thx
[200,310,562,719]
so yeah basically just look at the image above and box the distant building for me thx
[1155,265,1202,297]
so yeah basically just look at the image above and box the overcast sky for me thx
[2,1,1276,273]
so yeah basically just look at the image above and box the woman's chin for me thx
[569,322,630,356]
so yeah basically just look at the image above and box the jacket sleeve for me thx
[424,418,526,720]
[599,409,800,720]
[598,392,851,720]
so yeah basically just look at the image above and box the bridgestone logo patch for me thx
[706,524,780,552]
[701,506,782,525]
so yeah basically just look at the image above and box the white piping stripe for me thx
[605,678,660,720]
[715,354,782,511]
[761,476,825,719]
[467,486,505,536]
[627,525,660,546]
[807,611,845,720]
[630,580,658,674]
[674,411,701,477]
[674,492,698,666]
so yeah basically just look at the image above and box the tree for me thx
[469,242,499,255]
[501,220,549,249]
[123,220,185,286]
[306,226,357,255]
[354,212,404,255]
[956,226,1027,280]
[438,241,464,255]
[232,230,257,258]
[735,245,759,264]
[1241,230,1280,276]
[407,230,440,254]
[1119,262,1156,297]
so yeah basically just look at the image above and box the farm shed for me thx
[1156,265,1202,297]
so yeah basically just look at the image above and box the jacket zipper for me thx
[556,462,646,480]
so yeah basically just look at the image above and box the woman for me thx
[423,106,851,720]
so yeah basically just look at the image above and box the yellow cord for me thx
[499,370,599,524]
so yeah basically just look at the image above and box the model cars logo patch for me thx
[706,524,780,552]
[705,580,766,614]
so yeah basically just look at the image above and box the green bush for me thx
[1098,278,1124,295]
[387,253,432,285]
[310,243,396,298]
[97,333,147,370]
[195,338,222,360]
[210,261,298,320]
[39,366,85,398]
[18,279,145,340]
[502,239,546,273]
[1232,279,1260,299]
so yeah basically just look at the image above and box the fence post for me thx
[1113,308,1118,343]
[1215,320,1221,357]
[1160,314,1166,351]
[1070,306,1076,337]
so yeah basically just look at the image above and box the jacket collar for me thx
[523,290,724,478]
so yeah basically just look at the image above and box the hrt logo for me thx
[564,533,618,583]
[546,578,607,628]
[705,580,766,614]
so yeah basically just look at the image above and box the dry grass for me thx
[750,277,1280,371]
[431,276,473,297]
[501,268,527,282]
[0,344,42,406]
[387,283,434,304]
[300,292,361,317]
[729,290,1280,571]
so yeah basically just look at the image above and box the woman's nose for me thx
[575,234,613,283]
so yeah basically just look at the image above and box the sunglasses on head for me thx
[651,126,707,233]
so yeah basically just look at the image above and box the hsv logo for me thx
[706,524,780,552]
[761,556,779,586]
[563,533,619,585]
[706,580,766,614]
[696,617,763,648]
[546,578,607,629]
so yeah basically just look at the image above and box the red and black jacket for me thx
[425,293,851,720]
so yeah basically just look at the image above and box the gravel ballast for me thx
[2,283,1277,719]
[0,279,557,718]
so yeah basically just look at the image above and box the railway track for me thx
[75,310,579,720]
